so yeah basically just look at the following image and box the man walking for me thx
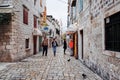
[42,36,48,56]
[52,38,58,56]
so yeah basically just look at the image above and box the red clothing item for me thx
[69,40,73,48]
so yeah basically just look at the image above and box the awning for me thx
[78,26,84,31]
[66,31,74,35]
[33,28,42,36]
[66,23,78,32]
[0,5,13,13]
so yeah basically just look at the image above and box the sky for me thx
[46,0,68,32]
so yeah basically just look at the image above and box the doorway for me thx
[39,36,42,51]
[73,32,78,59]
[33,36,37,54]
[80,30,83,59]
[75,32,78,59]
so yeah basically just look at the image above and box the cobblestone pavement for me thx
[0,47,103,80]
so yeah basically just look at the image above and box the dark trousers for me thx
[42,46,48,56]
[64,48,66,54]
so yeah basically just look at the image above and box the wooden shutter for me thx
[34,16,37,28]
[23,6,28,24]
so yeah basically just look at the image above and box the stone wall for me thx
[78,0,120,79]
[0,24,12,62]
[0,0,44,62]
[10,0,40,61]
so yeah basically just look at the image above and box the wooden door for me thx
[74,32,78,59]
[73,33,75,56]
[75,32,78,59]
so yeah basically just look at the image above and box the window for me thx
[105,11,120,52]
[34,0,37,5]
[56,28,60,35]
[73,7,76,20]
[23,6,28,24]
[34,16,37,28]
[40,0,42,7]
[49,29,52,35]
[0,13,11,25]
[71,0,76,7]
[79,0,83,13]
[25,39,29,49]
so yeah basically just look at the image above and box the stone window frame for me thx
[103,11,120,58]
[25,38,30,49]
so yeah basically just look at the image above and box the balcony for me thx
[0,0,13,13]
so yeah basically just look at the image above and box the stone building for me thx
[0,0,46,62]
[46,15,61,47]
[67,0,120,79]
[52,18,61,46]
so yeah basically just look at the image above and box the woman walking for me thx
[63,39,67,55]
[52,38,58,56]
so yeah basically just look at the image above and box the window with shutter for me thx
[34,16,37,28]
[23,6,28,25]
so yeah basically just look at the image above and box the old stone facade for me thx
[0,0,46,62]
[68,0,120,79]
[46,15,61,47]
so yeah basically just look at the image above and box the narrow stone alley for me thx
[0,47,102,80]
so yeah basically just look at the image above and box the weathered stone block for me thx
[0,46,5,51]
[0,52,12,62]
[10,41,15,45]
[6,45,13,49]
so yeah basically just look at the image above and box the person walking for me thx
[69,39,73,56]
[52,38,58,56]
[42,36,48,56]
[63,39,67,55]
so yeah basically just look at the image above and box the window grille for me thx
[105,11,120,52]
[0,13,11,25]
